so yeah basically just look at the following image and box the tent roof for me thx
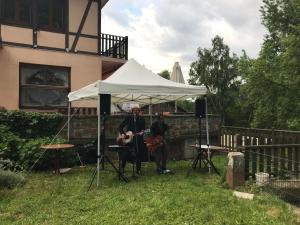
[68,59,207,104]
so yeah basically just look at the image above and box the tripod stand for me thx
[187,96,218,176]
[191,115,203,169]
[87,114,128,191]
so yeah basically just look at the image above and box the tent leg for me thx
[97,94,101,187]
[67,102,71,141]
[175,101,177,113]
[149,98,153,125]
[205,96,210,175]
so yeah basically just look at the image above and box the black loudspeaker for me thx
[100,94,111,115]
[195,99,206,118]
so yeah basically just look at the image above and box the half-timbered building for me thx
[0,0,127,111]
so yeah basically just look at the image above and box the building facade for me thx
[0,0,127,111]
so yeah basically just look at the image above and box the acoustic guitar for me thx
[146,135,164,152]
[117,131,144,146]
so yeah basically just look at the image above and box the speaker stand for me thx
[186,115,202,176]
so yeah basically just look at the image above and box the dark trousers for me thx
[121,136,145,172]
[152,143,168,170]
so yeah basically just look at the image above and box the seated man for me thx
[149,113,171,174]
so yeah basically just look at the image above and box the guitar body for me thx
[146,135,164,152]
[117,131,134,146]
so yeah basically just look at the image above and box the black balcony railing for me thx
[100,33,128,60]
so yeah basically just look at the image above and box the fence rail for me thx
[221,126,300,179]
[238,144,300,179]
[221,126,300,151]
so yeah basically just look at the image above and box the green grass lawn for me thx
[0,158,298,225]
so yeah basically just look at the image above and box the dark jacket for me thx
[119,115,145,134]
[150,120,169,138]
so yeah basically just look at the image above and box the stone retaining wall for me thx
[64,114,221,141]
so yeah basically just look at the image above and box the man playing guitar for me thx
[118,105,145,176]
[149,113,171,174]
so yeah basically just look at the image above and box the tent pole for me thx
[97,94,101,187]
[175,101,177,113]
[149,98,153,125]
[67,101,71,141]
[205,96,211,175]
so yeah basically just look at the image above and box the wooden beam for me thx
[71,0,93,52]
[0,0,2,48]
[65,0,69,50]
[0,24,2,49]
[97,0,101,54]
[32,0,37,47]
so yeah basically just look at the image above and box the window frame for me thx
[19,63,71,109]
[0,0,33,28]
[37,0,66,33]
[0,0,67,33]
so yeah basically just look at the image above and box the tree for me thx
[241,0,300,130]
[188,35,240,125]
[158,70,170,80]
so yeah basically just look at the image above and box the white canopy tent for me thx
[69,59,206,104]
[67,59,207,187]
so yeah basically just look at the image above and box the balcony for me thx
[100,33,128,60]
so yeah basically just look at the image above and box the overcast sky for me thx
[102,0,266,81]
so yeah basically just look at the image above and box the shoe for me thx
[163,169,174,174]
[156,168,163,174]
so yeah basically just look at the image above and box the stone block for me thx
[226,152,245,189]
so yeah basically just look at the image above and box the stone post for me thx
[226,152,245,189]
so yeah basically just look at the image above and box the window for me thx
[1,0,66,32]
[1,0,32,26]
[37,0,65,32]
[20,64,70,109]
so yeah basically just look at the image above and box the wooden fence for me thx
[221,126,300,179]
[221,126,300,151]
[239,144,300,179]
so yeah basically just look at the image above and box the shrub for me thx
[0,169,25,189]
[19,137,76,171]
[0,125,25,171]
[0,110,64,138]
[0,111,77,171]
[0,158,23,172]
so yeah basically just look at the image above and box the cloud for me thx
[102,0,266,81]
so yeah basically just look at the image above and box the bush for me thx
[0,111,78,171]
[0,124,76,171]
[0,158,23,172]
[0,110,64,138]
[19,137,77,171]
[0,169,25,189]
[0,125,25,171]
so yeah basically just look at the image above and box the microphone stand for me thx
[133,113,139,177]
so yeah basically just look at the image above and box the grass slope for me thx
[0,159,297,225]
